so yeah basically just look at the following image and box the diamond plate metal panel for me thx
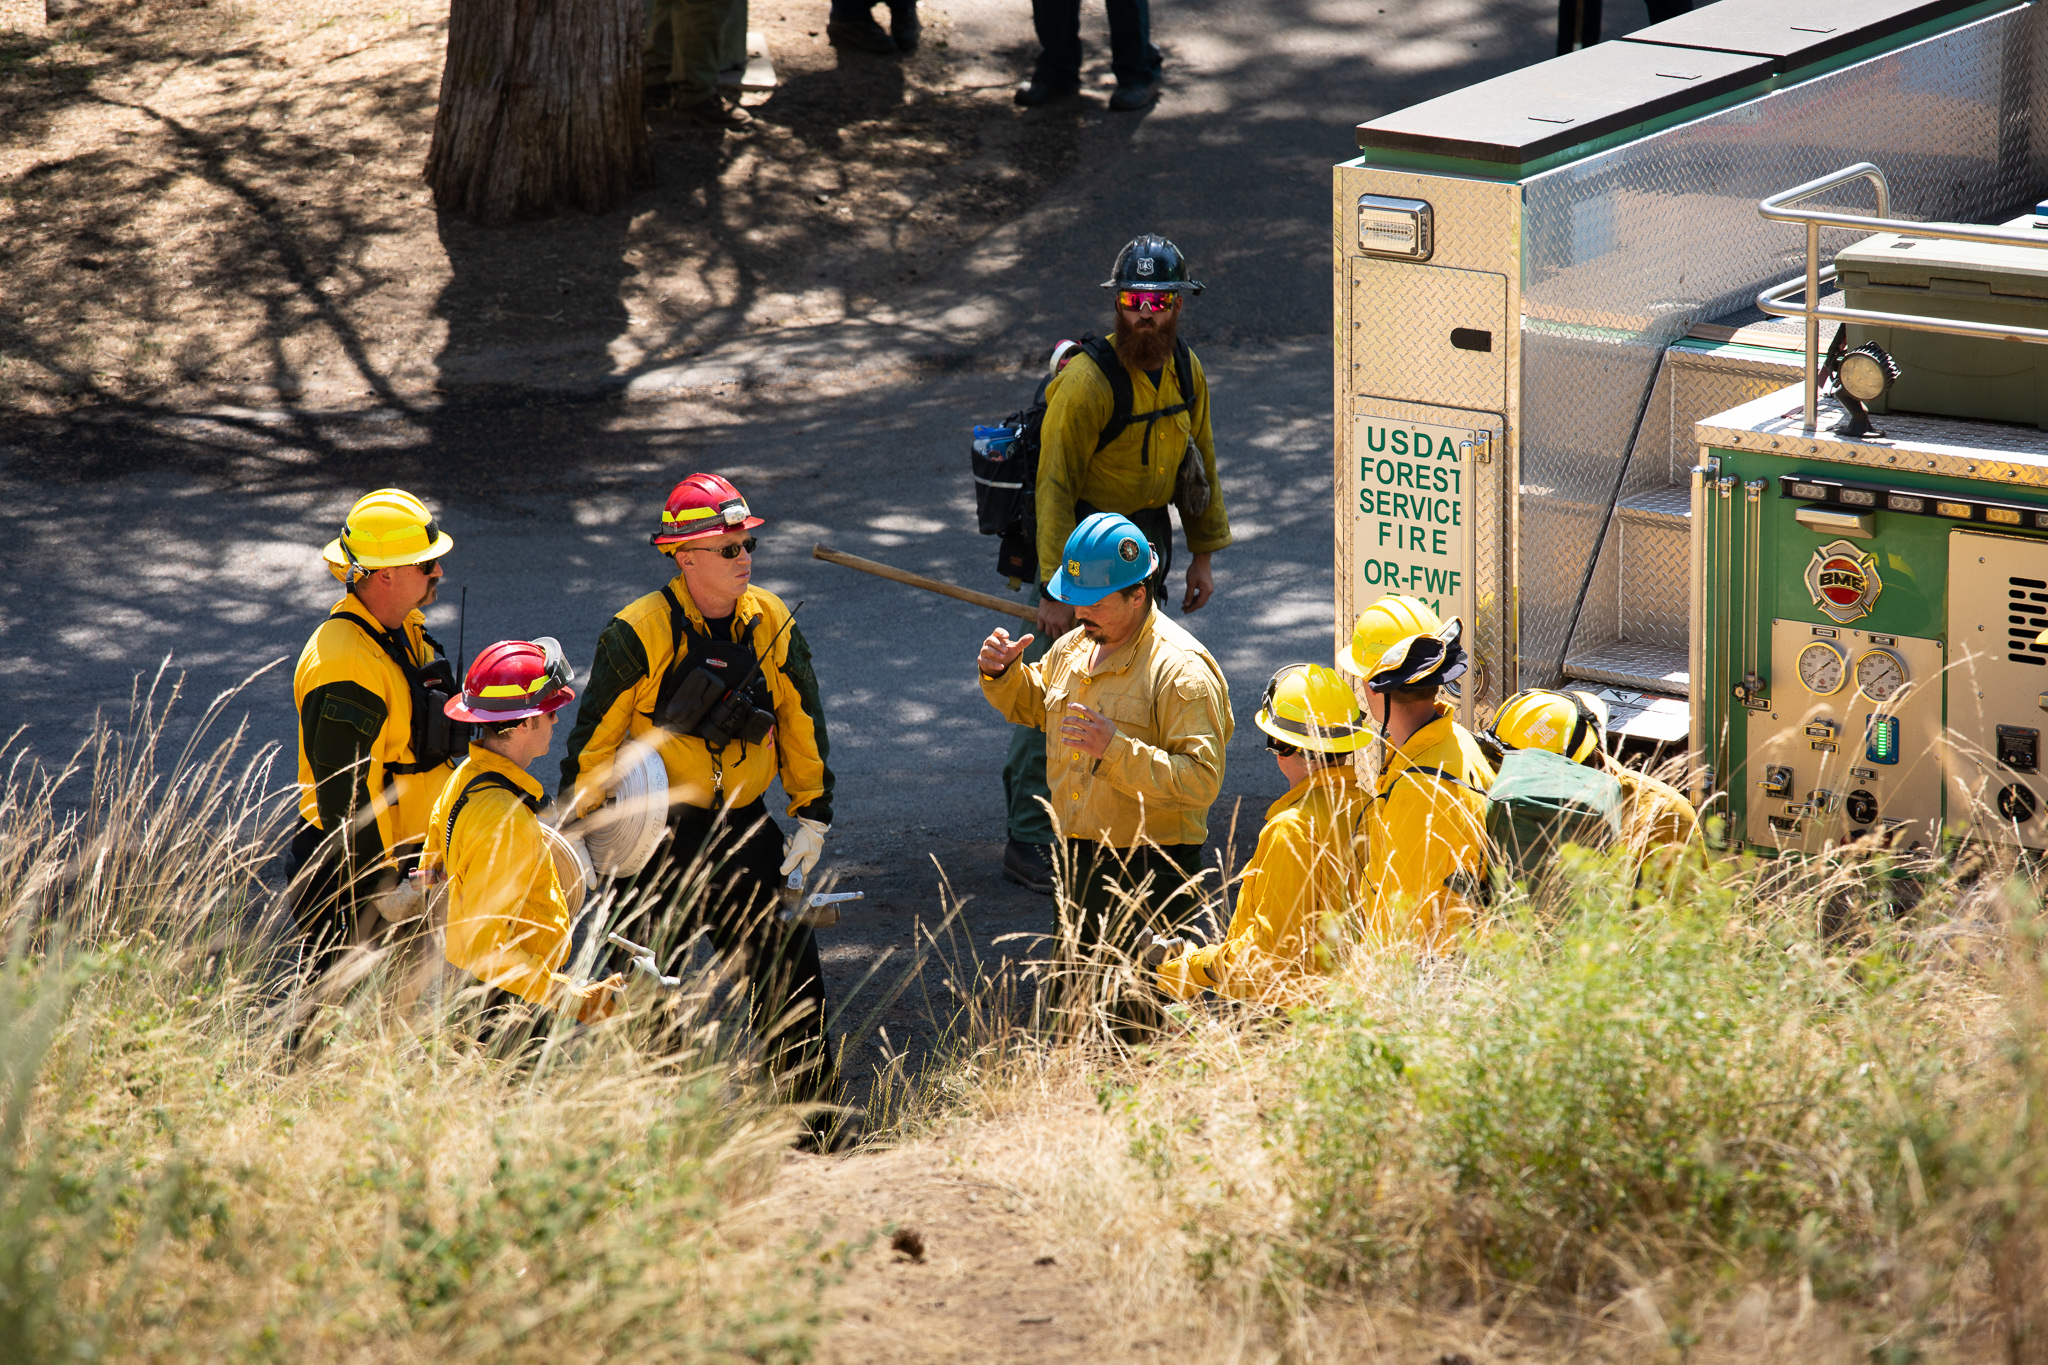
[1563,638,1691,692]
[1618,514,1690,648]
[1335,170,1521,710]
[1351,262,1507,412]
[1697,385,2048,478]
[1514,2,2048,688]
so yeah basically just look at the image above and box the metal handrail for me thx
[1754,162,2048,431]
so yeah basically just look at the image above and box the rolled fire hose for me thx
[569,740,669,878]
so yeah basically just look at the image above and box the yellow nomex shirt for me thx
[1157,765,1371,1004]
[424,746,611,1020]
[293,595,457,866]
[1033,336,1231,583]
[980,610,1231,849]
[1604,755,1700,866]
[1364,703,1495,951]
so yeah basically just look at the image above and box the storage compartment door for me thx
[1946,530,2048,850]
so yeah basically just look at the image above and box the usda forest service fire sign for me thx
[1805,540,1882,624]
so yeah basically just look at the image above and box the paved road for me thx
[0,0,1654,1090]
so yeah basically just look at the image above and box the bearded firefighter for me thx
[289,489,465,962]
[557,474,841,1126]
[998,233,1233,895]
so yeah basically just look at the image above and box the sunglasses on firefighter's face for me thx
[1117,290,1179,314]
[1265,733,1301,758]
[689,536,757,560]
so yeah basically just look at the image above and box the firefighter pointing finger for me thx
[557,474,842,1132]
[289,489,466,965]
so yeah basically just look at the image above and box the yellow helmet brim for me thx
[321,528,456,570]
[1255,706,1370,754]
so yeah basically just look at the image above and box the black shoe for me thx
[888,3,920,52]
[827,16,900,53]
[1001,839,1055,895]
[1014,79,1079,108]
[678,95,751,130]
[1108,76,1160,111]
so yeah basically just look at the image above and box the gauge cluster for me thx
[1746,620,1943,855]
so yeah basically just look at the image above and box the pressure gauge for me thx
[1855,647,1908,702]
[1797,640,1847,695]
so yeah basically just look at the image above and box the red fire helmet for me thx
[444,638,576,724]
[651,472,766,548]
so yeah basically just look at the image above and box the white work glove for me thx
[627,954,680,990]
[779,817,829,881]
[1135,930,1191,969]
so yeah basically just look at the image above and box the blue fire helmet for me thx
[1046,513,1158,606]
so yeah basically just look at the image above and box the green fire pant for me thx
[646,0,744,107]
[1003,590,1055,846]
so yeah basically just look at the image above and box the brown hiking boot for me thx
[678,96,751,131]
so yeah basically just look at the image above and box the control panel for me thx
[1745,619,1944,854]
[1947,529,2048,851]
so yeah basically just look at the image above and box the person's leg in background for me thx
[1557,0,1602,54]
[1001,586,1057,893]
[673,0,750,127]
[1018,0,1083,105]
[1103,0,1163,110]
[716,0,747,86]
[827,0,900,53]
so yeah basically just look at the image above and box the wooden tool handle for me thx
[811,544,1038,623]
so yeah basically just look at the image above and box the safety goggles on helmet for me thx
[1116,290,1179,313]
[1363,617,1469,694]
[685,535,757,560]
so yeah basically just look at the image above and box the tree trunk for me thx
[425,0,653,224]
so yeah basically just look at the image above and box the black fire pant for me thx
[1060,839,1206,951]
[621,798,837,1104]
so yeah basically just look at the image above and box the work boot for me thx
[1014,78,1079,107]
[679,95,751,130]
[1001,839,1055,895]
[1108,76,1161,111]
[888,1,920,52]
[827,16,899,53]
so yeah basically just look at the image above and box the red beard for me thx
[1113,304,1179,374]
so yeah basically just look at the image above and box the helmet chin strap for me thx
[341,536,368,589]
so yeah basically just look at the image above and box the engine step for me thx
[1563,638,1689,697]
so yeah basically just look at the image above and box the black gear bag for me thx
[970,336,1195,586]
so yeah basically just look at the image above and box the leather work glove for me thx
[574,973,628,1024]
[1134,930,1191,969]
[779,818,829,881]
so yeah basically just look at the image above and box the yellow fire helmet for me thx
[1486,688,1610,765]
[1256,663,1370,754]
[321,488,455,580]
[1337,594,1443,677]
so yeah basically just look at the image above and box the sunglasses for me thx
[1117,291,1179,314]
[687,536,757,560]
[1265,733,1301,758]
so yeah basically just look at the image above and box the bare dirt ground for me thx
[0,0,1078,412]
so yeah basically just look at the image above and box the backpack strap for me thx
[443,771,541,859]
[1381,763,1488,803]
[1080,336,1198,463]
[336,610,458,776]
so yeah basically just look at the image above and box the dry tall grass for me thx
[880,828,2048,1364]
[0,669,850,1364]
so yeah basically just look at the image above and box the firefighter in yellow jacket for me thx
[289,489,464,958]
[1487,688,1700,868]
[1152,664,1372,1005]
[425,638,624,1026]
[1341,599,1496,950]
[557,473,838,1107]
